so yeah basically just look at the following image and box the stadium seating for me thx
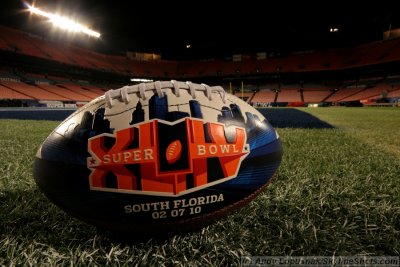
[340,86,387,102]
[387,88,400,98]
[0,26,44,58]
[1,25,400,106]
[251,90,276,104]
[276,89,302,103]
[36,84,92,101]
[0,84,34,100]
[3,25,400,78]
[302,86,332,103]
[0,80,69,101]
[325,87,365,102]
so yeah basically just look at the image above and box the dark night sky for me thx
[0,0,399,60]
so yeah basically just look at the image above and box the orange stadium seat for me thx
[0,26,44,58]
[302,86,332,102]
[61,84,101,99]
[277,88,301,102]
[0,80,69,101]
[325,87,365,102]
[36,84,91,101]
[251,90,276,104]
[0,84,34,100]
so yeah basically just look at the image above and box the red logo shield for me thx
[87,118,249,196]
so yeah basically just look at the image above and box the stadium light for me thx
[130,78,154,83]
[26,4,100,38]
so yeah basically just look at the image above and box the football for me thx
[34,80,283,235]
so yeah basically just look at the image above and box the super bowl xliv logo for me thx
[87,118,249,196]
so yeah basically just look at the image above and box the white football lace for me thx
[104,80,226,108]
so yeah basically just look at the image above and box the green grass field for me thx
[0,108,399,266]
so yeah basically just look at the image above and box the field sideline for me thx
[0,107,399,266]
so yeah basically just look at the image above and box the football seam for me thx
[104,80,227,108]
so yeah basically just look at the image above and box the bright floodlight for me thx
[130,78,154,83]
[330,27,339,33]
[27,4,100,38]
